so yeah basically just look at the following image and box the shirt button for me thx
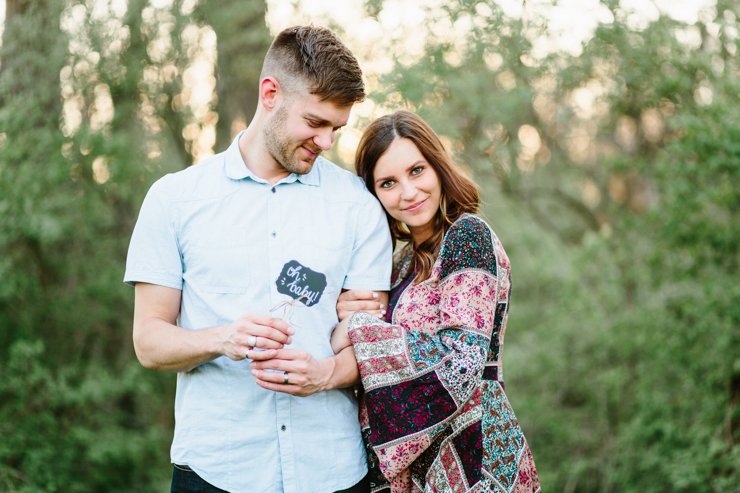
[281,425,286,431]
[271,188,276,193]
[271,231,276,238]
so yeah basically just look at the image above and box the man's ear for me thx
[259,77,281,111]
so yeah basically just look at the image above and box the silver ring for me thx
[247,335,257,348]
[283,372,289,385]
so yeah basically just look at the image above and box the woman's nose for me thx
[400,182,418,201]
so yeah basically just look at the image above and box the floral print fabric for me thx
[348,214,540,493]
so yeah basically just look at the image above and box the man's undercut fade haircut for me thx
[261,25,365,107]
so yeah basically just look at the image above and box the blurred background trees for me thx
[0,0,271,490]
[0,0,738,491]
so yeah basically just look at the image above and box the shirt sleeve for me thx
[346,216,499,482]
[342,192,393,291]
[123,174,184,289]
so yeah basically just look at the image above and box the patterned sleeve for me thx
[347,215,499,483]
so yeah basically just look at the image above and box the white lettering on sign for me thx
[285,266,319,304]
[277,260,327,307]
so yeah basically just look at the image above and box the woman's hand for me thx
[337,290,386,321]
[330,316,351,354]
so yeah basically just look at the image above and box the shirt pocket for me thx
[303,199,352,252]
[183,226,250,294]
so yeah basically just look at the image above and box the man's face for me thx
[263,93,352,175]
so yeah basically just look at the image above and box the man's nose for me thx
[313,128,334,151]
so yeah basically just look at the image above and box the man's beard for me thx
[263,103,320,175]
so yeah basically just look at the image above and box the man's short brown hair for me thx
[261,25,365,107]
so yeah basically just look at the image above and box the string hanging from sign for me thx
[270,295,311,330]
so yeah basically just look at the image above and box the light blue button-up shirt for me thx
[124,132,392,493]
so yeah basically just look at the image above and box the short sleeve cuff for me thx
[342,277,390,291]
[123,271,183,290]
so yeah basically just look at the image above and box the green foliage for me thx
[0,340,171,492]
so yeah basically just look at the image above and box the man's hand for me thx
[250,349,333,397]
[336,289,388,321]
[250,346,359,397]
[217,312,294,362]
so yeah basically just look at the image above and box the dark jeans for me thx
[335,473,369,493]
[171,465,370,493]
[171,465,227,493]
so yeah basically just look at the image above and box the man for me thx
[125,26,391,493]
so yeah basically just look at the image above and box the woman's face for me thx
[373,137,442,243]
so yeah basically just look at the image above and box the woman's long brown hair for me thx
[355,110,480,283]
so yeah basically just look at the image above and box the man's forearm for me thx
[134,318,222,372]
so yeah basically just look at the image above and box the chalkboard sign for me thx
[276,260,327,307]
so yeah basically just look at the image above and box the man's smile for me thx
[300,145,319,159]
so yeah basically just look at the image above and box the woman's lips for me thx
[403,199,427,213]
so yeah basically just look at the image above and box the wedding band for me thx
[247,335,257,348]
[283,372,289,385]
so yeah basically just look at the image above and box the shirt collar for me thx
[295,159,321,186]
[223,131,321,187]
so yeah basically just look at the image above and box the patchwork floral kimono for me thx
[347,214,540,493]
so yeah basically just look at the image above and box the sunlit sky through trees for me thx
[0,0,718,165]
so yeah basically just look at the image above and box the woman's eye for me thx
[411,166,424,175]
[380,180,395,189]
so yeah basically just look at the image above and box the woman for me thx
[332,111,540,492]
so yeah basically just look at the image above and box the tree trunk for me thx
[195,0,272,152]
[0,0,64,110]
[0,0,67,347]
